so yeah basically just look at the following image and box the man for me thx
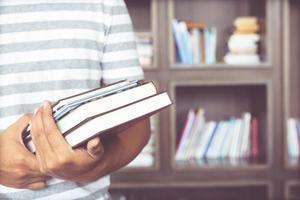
[0,0,150,199]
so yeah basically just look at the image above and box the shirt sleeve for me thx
[100,0,144,85]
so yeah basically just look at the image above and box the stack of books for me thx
[127,116,157,168]
[172,19,217,65]
[136,32,154,67]
[175,109,259,166]
[287,118,300,164]
[224,17,261,65]
[23,80,172,152]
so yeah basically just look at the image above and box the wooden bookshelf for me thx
[170,81,271,170]
[168,0,269,67]
[109,0,296,199]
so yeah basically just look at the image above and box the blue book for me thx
[172,20,188,63]
[178,22,193,64]
[203,122,219,159]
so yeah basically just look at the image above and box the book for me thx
[23,80,172,152]
[234,17,258,28]
[251,117,259,160]
[175,109,196,160]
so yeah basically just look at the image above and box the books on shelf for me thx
[172,19,217,65]
[224,16,261,65]
[126,116,157,168]
[23,80,172,153]
[136,32,154,67]
[175,109,259,166]
[287,118,300,164]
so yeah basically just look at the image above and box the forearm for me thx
[72,118,151,182]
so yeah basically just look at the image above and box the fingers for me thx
[86,137,104,159]
[30,105,52,157]
[42,101,70,152]
[27,181,47,190]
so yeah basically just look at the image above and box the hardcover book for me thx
[23,80,172,152]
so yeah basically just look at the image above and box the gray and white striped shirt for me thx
[0,0,143,199]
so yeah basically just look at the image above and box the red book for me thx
[251,117,259,161]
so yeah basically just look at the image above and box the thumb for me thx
[86,137,104,159]
[27,182,47,190]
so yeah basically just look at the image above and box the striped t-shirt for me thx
[0,0,144,199]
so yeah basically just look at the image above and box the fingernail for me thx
[43,101,48,110]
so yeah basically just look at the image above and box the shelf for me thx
[110,183,269,200]
[170,62,271,70]
[168,0,267,66]
[171,83,270,169]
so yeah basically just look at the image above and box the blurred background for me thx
[110,0,300,199]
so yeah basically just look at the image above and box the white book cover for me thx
[191,28,200,64]
[224,53,260,65]
[175,109,196,161]
[206,121,229,159]
[229,34,260,43]
[182,109,205,160]
[220,118,236,159]
[194,121,217,159]
[239,113,252,158]
[228,119,243,159]
[287,118,300,158]
[185,110,206,160]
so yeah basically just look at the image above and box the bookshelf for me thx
[170,81,270,169]
[109,0,299,199]
[168,0,268,68]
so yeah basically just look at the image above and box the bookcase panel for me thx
[125,0,151,32]
[173,84,268,167]
[284,0,300,168]
[125,0,157,69]
[170,0,267,65]
[289,0,300,118]
[110,185,269,200]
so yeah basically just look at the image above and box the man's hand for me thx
[0,115,49,190]
[30,101,104,182]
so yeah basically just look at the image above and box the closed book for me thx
[234,17,258,28]
[24,80,172,152]
[251,117,259,160]
[224,53,260,65]
[194,121,217,159]
[206,121,229,159]
[287,118,300,159]
[229,34,260,44]
[185,109,206,160]
[175,109,196,160]
[228,119,243,159]
[239,113,252,158]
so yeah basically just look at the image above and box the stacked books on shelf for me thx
[175,109,259,166]
[136,32,154,68]
[172,19,217,65]
[287,118,300,165]
[127,116,157,168]
[224,16,261,65]
[23,80,172,152]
